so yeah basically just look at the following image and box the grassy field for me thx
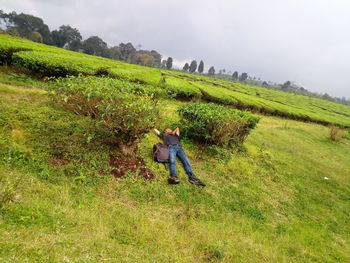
[1,34,350,127]
[0,72,349,262]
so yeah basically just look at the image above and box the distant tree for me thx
[232,71,239,80]
[161,60,167,69]
[239,72,248,82]
[109,46,122,60]
[118,42,136,61]
[135,52,155,67]
[222,69,226,73]
[27,31,43,43]
[5,12,52,44]
[82,36,109,57]
[189,60,197,73]
[198,60,204,74]
[183,63,189,72]
[281,81,291,89]
[208,66,215,76]
[166,57,173,70]
[262,81,268,87]
[6,27,20,37]
[51,25,82,48]
[150,50,162,67]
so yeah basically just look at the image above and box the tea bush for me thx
[178,103,259,148]
[329,126,341,141]
[52,76,161,155]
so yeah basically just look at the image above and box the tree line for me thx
[0,11,162,67]
[0,10,349,105]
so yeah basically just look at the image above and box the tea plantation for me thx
[1,34,350,127]
[0,35,349,263]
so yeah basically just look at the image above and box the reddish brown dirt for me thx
[51,154,69,167]
[109,154,155,180]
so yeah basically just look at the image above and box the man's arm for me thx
[153,128,161,136]
[173,128,180,136]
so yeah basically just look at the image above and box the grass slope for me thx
[1,34,350,127]
[0,73,349,263]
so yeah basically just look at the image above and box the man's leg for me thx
[168,145,180,184]
[177,146,195,178]
[177,146,206,187]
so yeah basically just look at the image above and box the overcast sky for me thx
[1,0,350,98]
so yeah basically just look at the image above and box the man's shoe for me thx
[168,176,180,184]
[189,177,206,187]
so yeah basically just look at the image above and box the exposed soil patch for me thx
[51,154,69,167]
[109,154,155,180]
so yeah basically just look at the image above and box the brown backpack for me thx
[153,143,169,163]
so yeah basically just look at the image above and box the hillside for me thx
[0,37,350,263]
[1,34,350,127]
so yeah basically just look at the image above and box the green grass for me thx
[1,34,350,127]
[0,74,349,262]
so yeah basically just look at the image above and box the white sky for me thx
[1,0,350,98]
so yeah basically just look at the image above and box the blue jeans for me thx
[168,145,195,179]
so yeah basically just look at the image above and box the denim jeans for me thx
[168,145,195,179]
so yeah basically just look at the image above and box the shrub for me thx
[51,76,161,155]
[178,103,259,148]
[329,126,341,141]
[344,130,350,140]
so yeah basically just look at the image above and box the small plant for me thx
[343,130,350,140]
[329,126,341,141]
[0,173,22,209]
[178,103,259,148]
[51,76,161,155]
[204,241,228,261]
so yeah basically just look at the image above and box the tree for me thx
[161,60,167,69]
[239,72,248,82]
[182,63,189,72]
[118,42,136,62]
[232,71,239,80]
[5,12,52,44]
[166,57,173,70]
[198,60,204,74]
[27,31,43,43]
[51,25,82,48]
[150,50,161,67]
[108,46,121,60]
[208,66,215,76]
[82,36,109,57]
[135,52,155,67]
[189,60,197,73]
[281,81,291,89]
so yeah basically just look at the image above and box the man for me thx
[153,127,206,187]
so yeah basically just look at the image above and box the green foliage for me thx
[166,57,173,70]
[344,130,350,140]
[178,103,260,147]
[329,126,341,141]
[189,60,197,73]
[1,34,350,127]
[208,66,215,76]
[0,172,22,209]
[52,76,161,155]
[0,80,350,263]
[204,241,228,261]
[198,60,204,74]
[162,76,202,100]
[51,25,82,48]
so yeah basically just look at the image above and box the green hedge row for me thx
[178,103,260,148]
[51,76,161,155]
